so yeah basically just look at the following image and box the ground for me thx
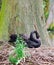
[0,41,54,65]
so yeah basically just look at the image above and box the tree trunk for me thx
[16,0,36,35]
[0,0,51,45]
[8,0,17,35]
[8,0,51,45]
[35,0,51,46]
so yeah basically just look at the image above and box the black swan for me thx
[8,31,41,48]
[20,31,41,48]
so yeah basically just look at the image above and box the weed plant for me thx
[9,35,25,65]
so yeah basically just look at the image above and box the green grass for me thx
[9,35,25,65]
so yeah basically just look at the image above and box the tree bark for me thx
[0,0,51,45]
[35,0,51,46]
[8,0,51,45]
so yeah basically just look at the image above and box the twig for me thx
[0,62,11,64]
[34,23,37,30]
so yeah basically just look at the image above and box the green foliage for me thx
[9,36,25,64]
[43,0,49,21]
[9,55,17,64]
[47,23,54,32]
[15,43,25,60]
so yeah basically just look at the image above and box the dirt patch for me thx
[0,42,54,65]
